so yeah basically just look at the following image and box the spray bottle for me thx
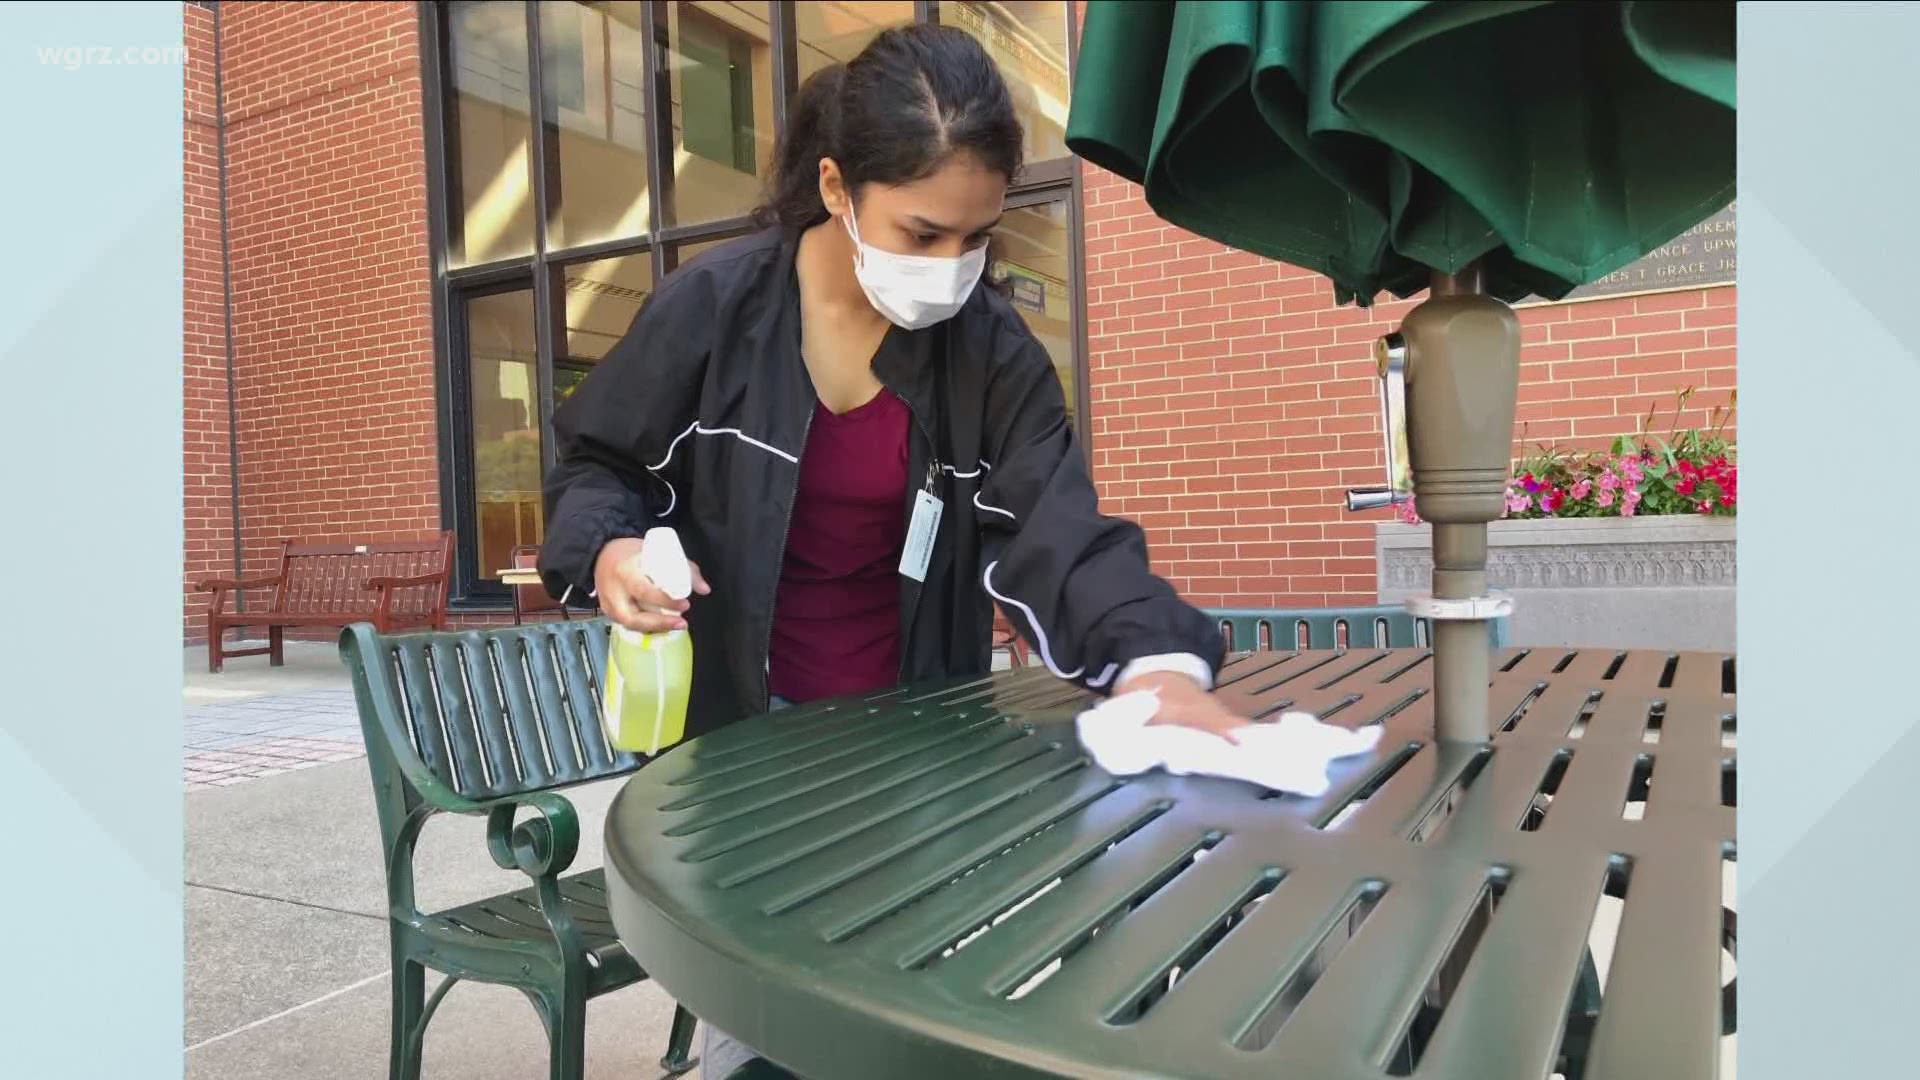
[600,527,694,755]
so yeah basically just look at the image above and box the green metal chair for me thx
[340,618,698,1080]
[1206,604,1511,652]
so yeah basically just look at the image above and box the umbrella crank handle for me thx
[1344,333,1412,514]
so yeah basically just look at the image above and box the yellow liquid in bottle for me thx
[602,627,692,755]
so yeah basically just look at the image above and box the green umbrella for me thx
[1064,1,1734,739]
[1066,1,1734,306]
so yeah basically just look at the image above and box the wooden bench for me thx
[196,534,453,673]
[339,617,698,1080]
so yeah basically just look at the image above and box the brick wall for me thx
[182,1,438,641]
[1081,167,1737,609]
[183,3,231,639]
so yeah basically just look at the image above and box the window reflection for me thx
[942,1,1071,165]
[797,1,914,81]
[466,289,542,574]
[990,199,1077,425]
[542,1,651,250]
[667,2,776,225]
[447,1,536,265]
[562,250,655,366]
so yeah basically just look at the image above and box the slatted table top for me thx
[604,647,1737,1080]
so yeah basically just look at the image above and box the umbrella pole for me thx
[1399,263,1521,742]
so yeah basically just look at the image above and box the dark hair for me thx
[753,24,1025,231]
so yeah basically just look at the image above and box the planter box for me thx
[1376,516,1735,652]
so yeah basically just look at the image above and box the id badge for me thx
[899,489,944,583]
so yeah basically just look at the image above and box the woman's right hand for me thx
[593,536,712,633]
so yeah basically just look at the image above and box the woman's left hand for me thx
[1113,670,1250,744]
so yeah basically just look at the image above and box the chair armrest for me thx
[382,782,584,936]
[483,791,581,879]
[363,573,445,591]
[195,575,281,592]
[414,791,587,956]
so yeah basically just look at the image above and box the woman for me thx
[539,24,1245,1074]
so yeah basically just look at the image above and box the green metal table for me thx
[605,647,1736,1079]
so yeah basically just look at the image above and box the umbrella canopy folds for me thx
[1065,1,1735,306]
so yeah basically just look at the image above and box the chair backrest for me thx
[341,618,639,809]
[511,544,565,615]
[1206,605,1510,652]
[277,534,452,618]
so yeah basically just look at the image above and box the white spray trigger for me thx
[638,527,693,603]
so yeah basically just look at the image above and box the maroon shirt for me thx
[767,389,912,703]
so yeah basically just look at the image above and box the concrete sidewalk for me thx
[185,757,699,1079]
[186,639,352,704]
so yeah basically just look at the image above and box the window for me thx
[992,196,1082,428]
[560,250,655,397]
[444,2,536,266]
[463,286,540,578]
[942,2,1071,165]
[427,0,1088,606]
[796,2,913,81]
[539,1,651,251]
[667,3,777,225]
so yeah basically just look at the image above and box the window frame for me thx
[421,0,1088,607]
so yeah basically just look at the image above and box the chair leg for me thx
[207,623,223,674]
[390,945,426,1080]
[537,988,587,1080]
[661,1004,699,1074]
[269,625,285,667]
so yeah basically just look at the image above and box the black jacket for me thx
[539,227,1223,740]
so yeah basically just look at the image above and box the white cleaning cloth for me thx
[1074,690,1385,798]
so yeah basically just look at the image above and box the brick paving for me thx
[184,688,365,790]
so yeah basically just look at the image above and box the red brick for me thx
[182,1,433,641]
[1548,318,1617,342]
[1614,312,1686,335]
[1569,336,1640,360]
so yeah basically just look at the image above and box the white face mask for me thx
[843,202,988,330]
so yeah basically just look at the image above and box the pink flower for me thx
[1396,498,1420,525]
[1571,479,1593,500]
[1620,497,1638,517]
[1621,460,1645,484]
[1596,490,1615,508]
[1598,471,1620,493]
[1506,490,1531,514]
